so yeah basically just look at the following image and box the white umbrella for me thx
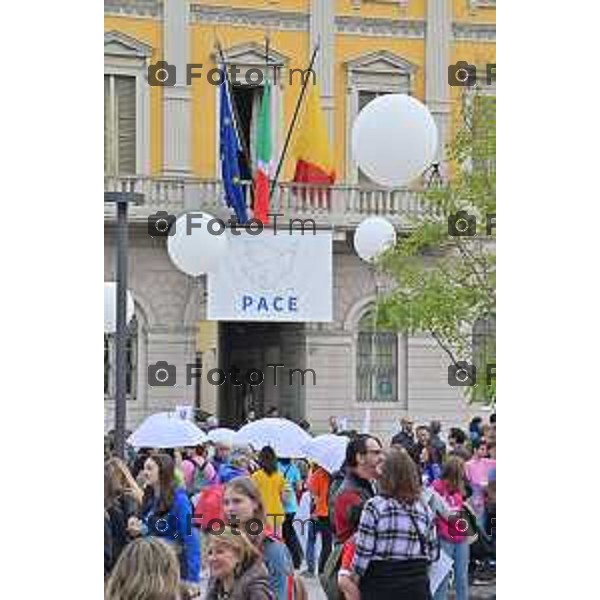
[234,418,311,458]
[302,434,349,474]
[207,427,236,446]
[127,412,208,449]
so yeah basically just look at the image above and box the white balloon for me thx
[104,282,135,333]
[354,217,397,262]
[351,94,438,188]
[167,212,229,277]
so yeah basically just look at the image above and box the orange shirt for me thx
[307,466,330,518]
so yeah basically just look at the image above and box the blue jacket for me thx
[263,535,294,600]
[218,463,247,484]
[142,487,201,582]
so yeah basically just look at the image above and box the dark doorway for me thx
[218,322,306,428]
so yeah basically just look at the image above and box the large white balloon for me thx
[354,217,397,262]
[104,282,135,333]
[351,94,438,188]
[167,212,229,277]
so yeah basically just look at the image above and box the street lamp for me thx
[104,191,143,458]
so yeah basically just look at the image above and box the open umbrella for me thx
[302,434,349,474]
[234,418,311,458]
[207,427,236,447]
[127,412,208,449]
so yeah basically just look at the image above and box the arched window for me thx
[472,314,496,403]
[104,314,139,400]
[356,309,398,402]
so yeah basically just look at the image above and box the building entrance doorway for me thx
[218,322,306,428]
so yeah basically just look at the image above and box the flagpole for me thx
[269,43,320,199]
[215,38,255,209]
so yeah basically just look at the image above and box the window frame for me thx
[345,51,417,184]
[354,307,404,405]
[104,31,152,176]
[104,310,148,404]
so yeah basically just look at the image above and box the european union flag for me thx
[219,79,248,224]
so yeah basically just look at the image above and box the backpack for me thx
[187,458,214,496]
[321,475,373,600]
[193,484,225,530]
[263,532,306,600]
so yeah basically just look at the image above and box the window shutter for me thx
[104,75,114,175]
[116,76,136,174]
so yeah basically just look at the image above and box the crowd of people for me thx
[104,413,496,600]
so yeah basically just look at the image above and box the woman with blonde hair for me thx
[224,477,294,600]
[104,457,144,573]
[105,536,199,600]
[205,527,273,600]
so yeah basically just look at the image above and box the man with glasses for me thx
[331,434,385,544]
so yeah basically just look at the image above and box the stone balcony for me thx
[104,176,440,231]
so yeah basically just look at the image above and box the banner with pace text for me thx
[207,230,332,322]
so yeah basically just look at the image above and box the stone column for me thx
[310,0,335,141]
[163,0,192,176]
[426,0,452,170]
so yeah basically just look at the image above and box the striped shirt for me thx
[351,495,438,577]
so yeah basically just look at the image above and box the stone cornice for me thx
[453,22,496,42]
[105,3,495,46]
[336,15,425,38]
[190,4,309,30]
[470,0,496,8]
[104,0,162,18]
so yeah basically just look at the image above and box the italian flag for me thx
[254,80,273,224]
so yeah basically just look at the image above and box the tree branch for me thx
[430,330,462,366]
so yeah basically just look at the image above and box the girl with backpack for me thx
[432,456,470,600]
[183,444,218,502]
[224,477,298,600]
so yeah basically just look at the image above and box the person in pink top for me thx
[432,456,469,600]
[464,438,495,526]
[182,445,217,501]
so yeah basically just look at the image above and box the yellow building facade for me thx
[104,0,495,437]
[105,0,495,179]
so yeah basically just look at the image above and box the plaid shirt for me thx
[351,495,438,577]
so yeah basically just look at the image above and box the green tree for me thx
[377,91,496,403]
